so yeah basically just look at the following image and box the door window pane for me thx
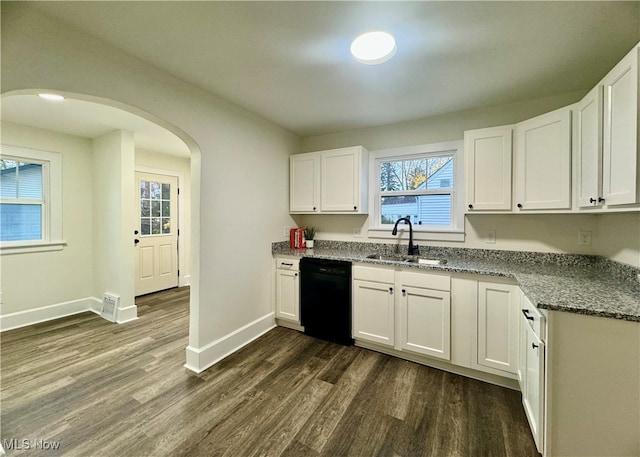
[151,217,161,235]
[150,182,161,199]
[141,218,151,235]
[141,200,150,217]
[140,181,150,199]
[162,218,171,234]
[151,200,161,217]
[140,180,172,236]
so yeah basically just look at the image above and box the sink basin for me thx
[366,254,407,262]
[366,254,447,265]
[413,258,447,265]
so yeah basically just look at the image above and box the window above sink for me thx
[368,140,465,242]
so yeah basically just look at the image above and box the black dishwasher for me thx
[300,257,353,346]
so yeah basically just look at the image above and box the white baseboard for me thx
[355,339,520,390]
[0,297,140,331]
[184,312,276,373]
[180,274,191,287]
[116,304,138,324]
[1,297,101,332]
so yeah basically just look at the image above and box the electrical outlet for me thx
[486,230,496,244]
[578,230,592,246]
[353,227,363,238]
[283,226,290,239]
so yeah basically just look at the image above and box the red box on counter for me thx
[289,227,307,249]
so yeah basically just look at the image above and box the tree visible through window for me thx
[378,154,454,227]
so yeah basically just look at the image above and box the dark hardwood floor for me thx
[1,287,540,456]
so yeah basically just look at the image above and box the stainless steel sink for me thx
[366,254,407,262]
[366,254,447,265]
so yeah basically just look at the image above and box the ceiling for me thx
[2,1,639,142]
[1,96,191,157]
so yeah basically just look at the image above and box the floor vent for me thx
[101,293,120,322]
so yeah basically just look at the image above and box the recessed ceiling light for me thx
[38,93,65,101]
[350,31,397,65]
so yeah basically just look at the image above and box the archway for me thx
[0,89,201,355]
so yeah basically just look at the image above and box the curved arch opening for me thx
[1,88,201,350]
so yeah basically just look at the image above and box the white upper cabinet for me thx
[290,146,368,214]
[574,85,604,208]
[514,107,572,210]
[321,146,368,212]
[602,45,640,206]
[464,125,514,211]
[290,153,320,213]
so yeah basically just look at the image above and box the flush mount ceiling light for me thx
[350,31,397,65]
[38,93,65,101]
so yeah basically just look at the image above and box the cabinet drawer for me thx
[353,265,395,283]
[398,270,450,291]
[276,257,300,271]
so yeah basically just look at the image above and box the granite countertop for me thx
[272,241,640,322]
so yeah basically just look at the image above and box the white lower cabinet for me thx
[352,266,451,360]
[274,257,300,323]
[475,281,520,375]
[523,321,545,453]
[397,271,451,360]
[519,293,546,454]
[352,278,395,346]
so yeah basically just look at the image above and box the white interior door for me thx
[135,171,179,296]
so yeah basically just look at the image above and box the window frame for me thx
[1,145,64,255]
[368,140,465,242]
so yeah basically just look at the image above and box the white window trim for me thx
[367,140,465,242]
[1,145,64,255]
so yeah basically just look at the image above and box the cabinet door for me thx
[515,108,572,210]
[275,269,300,322]
[321,147,361,212]
[575,85,604,208]
[397,286,451,360]
[290,153,320,213]
[518,308,527,389]
[602,46,639,206]
[352,279,395,346]
[477,282,519,374]
[464,126,513,211]
[523,323,545,454]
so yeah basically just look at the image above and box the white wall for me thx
[0,121,94,314]
[135,148,192,283]
[596,212,640,268]
[92,130,136,321]
[1,4,300,369]
[301,91,587,153]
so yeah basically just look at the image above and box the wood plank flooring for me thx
[1,287,540,456]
